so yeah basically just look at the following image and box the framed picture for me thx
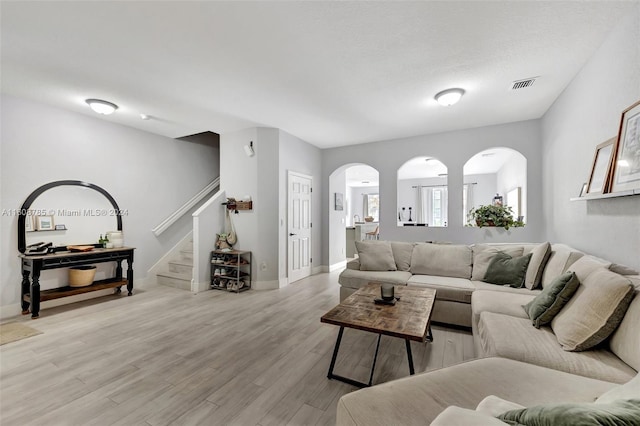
[610,100,640,193]
[25,215,34,232]
[334,192,344,211]
[586,137,616,195]
[36,215,54,231]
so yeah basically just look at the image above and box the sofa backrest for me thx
[540,244,585,288]
[410,243,472,278]
[609,281,640,372]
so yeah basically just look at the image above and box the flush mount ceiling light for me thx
[85,99,118,115]
[435,88,465,106]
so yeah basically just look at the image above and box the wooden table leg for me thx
[30,270,41,319]
[21,270,31,315]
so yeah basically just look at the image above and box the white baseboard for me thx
[312,266,325,275]
[252,280,279,290]
[329,260,347,272]
[279,277,289,288]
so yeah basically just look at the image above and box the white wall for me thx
[465,173,497,211]
[329,169,347,267]
[0,95,220,316]
[221,127,322,287]
[278,129,322,281]
[496,152,527,222]
[541,5,640,270]
[349,186,379,222]
[322,119,543,266]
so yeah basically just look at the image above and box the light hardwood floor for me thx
[0,271,474,426]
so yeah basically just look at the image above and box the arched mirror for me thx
[463,148,527,225]
[18,181,123,253]
[397,157,448,227]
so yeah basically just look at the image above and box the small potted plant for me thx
[468,204,524,230]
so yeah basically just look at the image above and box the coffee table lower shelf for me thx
[327,325,433,388]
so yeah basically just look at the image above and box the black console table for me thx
[19,247,135,318]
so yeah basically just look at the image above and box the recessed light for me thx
[140,114,150,120]
[85,99,118,115]
[618,160,630,167]
[362,181,370,184]
[482,152,495,157]
[438,173,448,177]
[435,88,465,106]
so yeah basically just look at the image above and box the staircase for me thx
[157,240,194,291]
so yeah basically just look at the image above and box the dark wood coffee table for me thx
[321,283,436,387]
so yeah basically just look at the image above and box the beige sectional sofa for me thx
[339,241,583,327]
[336,240,640,425]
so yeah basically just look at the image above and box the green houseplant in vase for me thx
[468,204,524,230]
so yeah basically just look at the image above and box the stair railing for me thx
[152,177,220,237]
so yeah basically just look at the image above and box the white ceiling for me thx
[345,165,379,187]
[1,2,632,148]
[398,157,448,180]
[464,148,517,175]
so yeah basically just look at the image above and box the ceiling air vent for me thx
[510,77,538,90]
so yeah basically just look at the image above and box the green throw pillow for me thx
[498,399,640,426]
[523,271,580,328]
[484,252,532,288]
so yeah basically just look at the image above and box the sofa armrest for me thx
[346,258,360,270]
[430,406,509,426]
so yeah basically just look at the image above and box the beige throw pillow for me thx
[552,268,634,351]
[471,245,524,281]
[390,242,415,271]
[410,243,472,278]
[523,242,552,290]
[355,241,397,271]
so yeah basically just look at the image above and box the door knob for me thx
[289,233,296,236]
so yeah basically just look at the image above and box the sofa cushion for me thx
[336,357,618,426]
[338,269,411,290]
[407,275,475,303]
[541,244,584,288]
[391,241,414,271]
[484,252,532,287]
[596,373,640,404]
[471,245,524,281]
[523,242,552,290]
[568,254,614,282]
[610,263,640,275]
[476,395,526,417]
[609,287,640,371]
[473,281,542,296]
[471,290,535,332]
[410,244,472,278]
[355,241,396,271]
[431,406,509,426]
[477,312,636,383]
[523,271,580,328]
[552,268,634,352]
[498,399,640,426]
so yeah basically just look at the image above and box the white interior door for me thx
[288,171,312,283]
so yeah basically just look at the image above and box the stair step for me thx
[168,260,193,275]
[180,248,193,261]
[157,271,191,291]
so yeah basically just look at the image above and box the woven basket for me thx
[69,266,96,287]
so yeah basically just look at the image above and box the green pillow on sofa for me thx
[523,271,580,328]
[498,399,640,426]
[484,252,532,288]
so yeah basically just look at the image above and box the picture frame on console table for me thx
[586,137,616,195]
[610,100,640,193]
